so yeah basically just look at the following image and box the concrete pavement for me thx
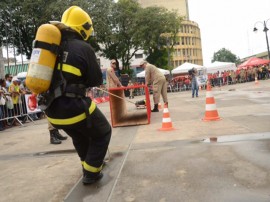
[0,80,270,202]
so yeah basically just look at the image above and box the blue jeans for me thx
[192,83,198,97]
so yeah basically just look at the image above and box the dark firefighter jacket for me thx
[45,31,102,129]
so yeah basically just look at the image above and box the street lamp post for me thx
[253,19,270,60]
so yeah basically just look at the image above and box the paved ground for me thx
[0,80,270,202]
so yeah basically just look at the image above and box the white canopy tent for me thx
[206,61,236,74]
[136,68,170,78]
[17,71,27,79]
[171,62,205,75]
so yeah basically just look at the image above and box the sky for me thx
[188,0,270,65]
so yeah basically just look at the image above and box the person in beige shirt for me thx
[128,80,134,99]
[106,59,122,89]
[140,60,168,112]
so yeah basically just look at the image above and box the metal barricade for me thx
[0,94,42,127]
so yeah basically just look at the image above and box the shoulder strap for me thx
[33,40,60,55]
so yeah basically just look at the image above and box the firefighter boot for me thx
[50,130,61,144]
[83,170,103,185]
[53,129,68,140]
[151,104,159,112]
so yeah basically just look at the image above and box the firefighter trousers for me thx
[63,107,111,176]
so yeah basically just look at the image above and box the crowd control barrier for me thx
[0,94,42,126]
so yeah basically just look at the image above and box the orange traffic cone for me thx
[158,105,175,131]
[202,82,221,121]
[255,77,259,85]
[158,103,162,110]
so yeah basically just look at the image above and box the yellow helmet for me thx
[61,6,94,40]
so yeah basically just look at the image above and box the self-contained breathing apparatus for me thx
[37,36,93,127]
[26,24,61,95]
[38,40,87,111]
[26,23,87,111]
[27,5,96,128]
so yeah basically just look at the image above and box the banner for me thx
[24,94,41,114]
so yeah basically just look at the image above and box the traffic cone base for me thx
[202,82,221,121]
[158,107,175,131]
[202,113,221,121]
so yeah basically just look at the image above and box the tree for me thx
[136,6,182,69]
[0,0,60,59]
[86,0,182,72]
[0,0,88,59]
[212,48,241,64]
[88,0,142,71]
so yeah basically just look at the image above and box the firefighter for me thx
[45,6,111,185]
[140,60,168,112]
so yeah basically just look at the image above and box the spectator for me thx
[0,83,6,131]
[8,76,25,125]
[106,59,122,88]
[190,68,199,98]
[48,120,67,144]
[5,74,13,88]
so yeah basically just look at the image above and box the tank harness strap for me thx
[65,84,86,98]
[33,40,60,55]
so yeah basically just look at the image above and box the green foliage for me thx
[85,0,115,52]
[146,48,168,69]
[212,48,241,64]
[103,0,142,70]
[136,6,182,69]
[121,68,134,78]
[0,0,95,59]
[0,0,60,59]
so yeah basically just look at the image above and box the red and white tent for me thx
[238,57,270,69]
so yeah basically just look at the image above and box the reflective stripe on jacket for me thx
[57,63,82,76]
[47,101,96,125]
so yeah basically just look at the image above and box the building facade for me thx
[137,0,204,67]
[173,20,203,67]
[137,0,189,19]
